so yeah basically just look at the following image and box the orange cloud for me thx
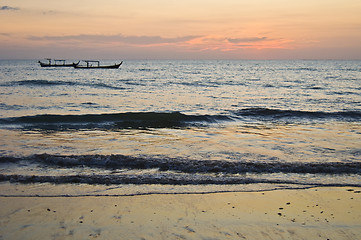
[28,34,201,47]
[184,36,293,52]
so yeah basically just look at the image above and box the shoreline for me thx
[1,187,360,239]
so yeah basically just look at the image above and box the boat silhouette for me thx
[38,59,79,67]
[74,60,123,69]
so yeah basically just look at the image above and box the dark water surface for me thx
[0,60,360,195]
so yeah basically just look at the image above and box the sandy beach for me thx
[0,187,360,239]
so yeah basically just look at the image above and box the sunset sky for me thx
[1,0,361,59]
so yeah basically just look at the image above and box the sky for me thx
[1,0,361,60]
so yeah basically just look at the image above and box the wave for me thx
[0,112,230,130]
[2,173,360,187]
[2,80,125,90]
[1,154,361,187]
[288,67,319,72]
[0,108,359,130]
[1,154,360,175]
[0,103,25,111]
[18,80,68,86]
[232,108,361,121]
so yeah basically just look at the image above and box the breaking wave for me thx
[1,154,360,187]
[0,112,229,130]
[2,174,360,187]
[1,154,360,175]
[0,108,360,130]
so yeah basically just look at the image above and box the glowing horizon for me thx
[1,0,361,59]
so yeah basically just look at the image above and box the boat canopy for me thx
[82,60,101,67]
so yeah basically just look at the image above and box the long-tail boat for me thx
[74,60,123,69]
[38,59,79,67]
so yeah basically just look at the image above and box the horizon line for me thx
[1,58,361,61]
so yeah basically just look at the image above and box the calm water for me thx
[0,60,360,195]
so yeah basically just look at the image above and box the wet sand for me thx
[0,187,360,239]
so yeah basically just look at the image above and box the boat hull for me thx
[74,62,123,69]
[39,61,79,67]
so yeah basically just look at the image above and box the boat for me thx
[74,60,123,69]
[38,59,79,67]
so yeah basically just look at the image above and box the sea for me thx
[0,59,360,196]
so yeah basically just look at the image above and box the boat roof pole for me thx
[82,60,100,67]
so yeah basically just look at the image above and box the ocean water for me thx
[0,60,360,196]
